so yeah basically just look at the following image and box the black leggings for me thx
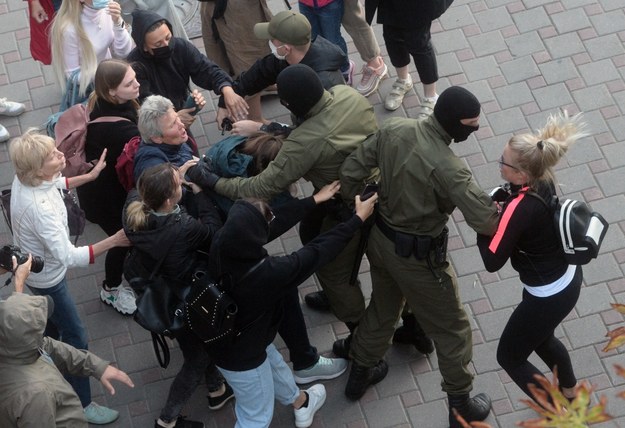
[497,266,582,400]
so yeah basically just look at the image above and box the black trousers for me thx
[97,215,130,288]
[497,266,582,399]
[383,22,439,85]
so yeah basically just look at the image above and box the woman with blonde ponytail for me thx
[477,111,588,403]
[122,162,235,427]
[50,0,133,107]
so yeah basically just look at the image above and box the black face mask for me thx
[151,45,172,60]
[452,123,479,142]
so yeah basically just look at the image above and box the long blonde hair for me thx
[508,111,588,188]
[50,0,98,97]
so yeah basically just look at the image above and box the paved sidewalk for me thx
[1,0,624,427]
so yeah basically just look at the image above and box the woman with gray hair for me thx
[133,95,198,187]
[9,129,131,425]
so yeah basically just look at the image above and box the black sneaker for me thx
[344,360,389,400]
[208,382,235,410]
[304,291,331,312]
[154,416,204,428]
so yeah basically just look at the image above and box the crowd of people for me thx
[0,2,593,428]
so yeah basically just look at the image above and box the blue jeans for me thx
[28,278,91,408]
[299,1,350,73]
[218,344,300,428]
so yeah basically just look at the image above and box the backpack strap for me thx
[88,115,131,125]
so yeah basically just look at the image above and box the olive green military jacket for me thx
[340,116,498,237]
[214,85,378,200]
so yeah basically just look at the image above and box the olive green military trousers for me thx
[350,226,475,394]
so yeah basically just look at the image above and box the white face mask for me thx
[268,40,287,60]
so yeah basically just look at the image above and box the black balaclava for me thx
[433,86,481,142]
[277,64,324,119]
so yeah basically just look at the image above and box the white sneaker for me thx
[293,356,348,384]
[294,384,326,428]
[384,76,414,111]
[0,124,9,143]
[0,98,25,116]
[100,284,137,315]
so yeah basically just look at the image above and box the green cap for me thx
[254,11,311,46]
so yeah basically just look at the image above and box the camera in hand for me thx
[221,117,233,135]
[0,245,44,273]
[489,184,511,202]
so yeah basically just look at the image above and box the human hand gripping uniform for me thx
[193,65,379,329]
[475,111,587,402]
[206,189,377,428]
[339,86,498,428]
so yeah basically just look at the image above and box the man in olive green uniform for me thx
[192,64,378,329]
[338,86,498,428]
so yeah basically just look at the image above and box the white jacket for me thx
[10,175,92,289]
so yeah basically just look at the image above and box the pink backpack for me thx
[54,104,129,177]
[115,135,142,192]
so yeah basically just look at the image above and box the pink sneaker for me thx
[356,57,388,97]
[343,60,356,86]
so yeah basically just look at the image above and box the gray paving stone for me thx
[474,6,515,32]
[450,246,491,276]
[563,314,606,348]
[437,52,464,77]
[551,8,592,34]
[493,81,534,109]
[511,7,552,33]
[584,34,625,62]
[487,107,529,134]
[564,0,600,6]
[0,10,28,33]
[0,32,17,54]
[577,283,617,317]
[499,57,541,84]
[472,340,500,374]
[439,4,476,30]
[533,83,575,110]
[457,273,487,303]
[572,85,614,112]
[415,370,447,402]
[468,31,508,57]
[568,345,605,379]
[601,354,625,386]
[564,136,604,167]
[539,57,580,85]
[579,59,622,86]
[589,9,625,36]
[606,115,625,142]
[602,141,625,169]
[362,395,408,427]
[544,32,586,59]
[506,32,546,58]
[556,164,597,194]
[484,277,522,310]
[476,308,513,341]
[432,28,469,54]
[596,166,625,198]
[406,399,449,428]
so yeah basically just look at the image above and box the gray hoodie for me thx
[0,293,108,427]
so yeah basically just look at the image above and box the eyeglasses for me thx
[498,155,519,170]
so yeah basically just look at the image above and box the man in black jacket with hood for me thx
[127,10,248,129]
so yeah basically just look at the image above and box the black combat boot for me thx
[344,360,389,400]
[447,392,491,428]
[393,313,434,355]
[332,335,352,360]
[304,290,331,311]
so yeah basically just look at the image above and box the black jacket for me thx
[217,36,346,109]
[127,10,233,110]
[207,197,362,371]
[123,190,223,283]
[76,99,138,226]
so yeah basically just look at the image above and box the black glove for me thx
[489,184,511,202]
[187,158,220,190]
